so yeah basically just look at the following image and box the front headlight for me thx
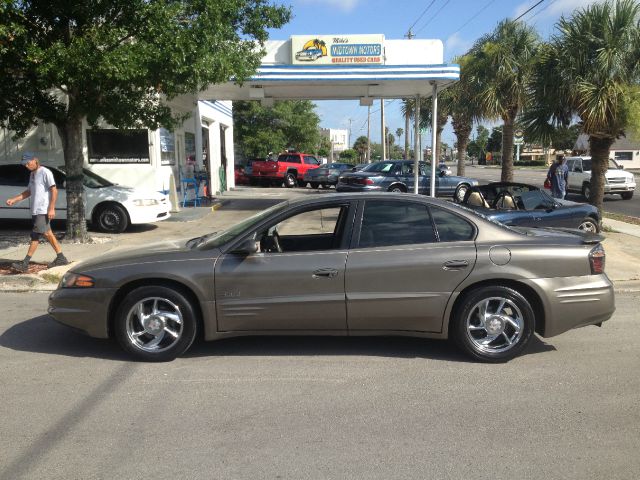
[60,272,95,288]
[133,199,159,206]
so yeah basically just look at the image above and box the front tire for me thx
[621,191,633,200]
[115,286,198,362]
[310,182,319,189]
[582,183,592,202]
[451,285,535,362]
[578,217,599,233]
[96,203,129,233]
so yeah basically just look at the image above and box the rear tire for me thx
[621,191,633,200]
[451,285,535,362]
[114,286,198,362]
[388,184,406,193]
[285,173,297,188]
[582,183,592,202]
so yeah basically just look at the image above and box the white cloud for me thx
[513,0,599,22]
[297,0,360,13]
[445,33,473,59]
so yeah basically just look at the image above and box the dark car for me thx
[460,182,600,232]
[303,162,353,188]
[336,160,478,198]
[49,193,614,363]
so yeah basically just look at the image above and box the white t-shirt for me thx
[28,166,56,215]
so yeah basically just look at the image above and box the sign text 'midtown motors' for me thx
[291,35,384,65]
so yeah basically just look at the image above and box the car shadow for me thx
[1,316,556,362]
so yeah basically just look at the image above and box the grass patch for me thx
[604,212,640,227]
[41,272,62,284]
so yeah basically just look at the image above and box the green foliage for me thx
[0,0,292,134]
[486,127,503,152]
[353,135,369,161]
[550,124,582,151]
[233,100,320,158]
[339,149,357,162]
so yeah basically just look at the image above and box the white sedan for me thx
[0,164,171,233]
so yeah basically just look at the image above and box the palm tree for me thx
[353,135,369,162]
[401,96,449,162]
[524,0,640,215]
[447,54,482,176]
[466,19,540,182]
[402,99,412,159]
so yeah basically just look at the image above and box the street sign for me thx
[514,129,524,145]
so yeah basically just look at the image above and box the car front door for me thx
[345,199,477,333]
[214,201,354,331]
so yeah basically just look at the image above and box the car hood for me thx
[102,185,167,200]
[72,239,219,272]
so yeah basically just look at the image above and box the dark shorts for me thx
[31,214,51,238]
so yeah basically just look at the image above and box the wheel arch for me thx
[107,278,205,340]
[447,279,547,337]
[387,182,407,192]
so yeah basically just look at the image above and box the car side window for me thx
[401,163,413,175]
[258,205,349,253]
[565,159,574,171]
[0,165,29,186]
[51,169,66,188]
[358,200,436,248]
[430,207,475,242]
[303,156,319,165]
[574,160,582,172]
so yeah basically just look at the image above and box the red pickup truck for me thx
[250,153,321,188]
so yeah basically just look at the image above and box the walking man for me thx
[5,152,69,272]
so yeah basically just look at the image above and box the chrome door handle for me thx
[442,260,469,270]
[312,268,338,278]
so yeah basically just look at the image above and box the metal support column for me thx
[430,83,438,198]
[380,99,386,160]
[413,94,420,194]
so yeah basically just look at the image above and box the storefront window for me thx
[160,128,176,165]
[614,151,633,161]
[87,129,150,164]
[185,132,196,167]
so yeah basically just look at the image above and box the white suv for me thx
[0,164,171,232]
[565,156,635,201]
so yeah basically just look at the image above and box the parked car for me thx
[0,164,171,233]
[234,165,250,185]
[49,193,614,363]
[250,152,321,188]
[460,182,600,232]
[303,162,353,188]
[565,156,635,200]
[336,160,478,198]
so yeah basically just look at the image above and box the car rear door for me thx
[345,199,477,333]
[214,200,355,331]
[0,165,31,219]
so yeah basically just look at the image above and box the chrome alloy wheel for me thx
[465,296,524,354]
[125,297,184,353]
[578,219,598,233]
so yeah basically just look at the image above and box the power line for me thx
[415,0,452,36]
[406,0,438,37]
[513,0,546,22]
[448,0,498,37]
[525,0,558,23]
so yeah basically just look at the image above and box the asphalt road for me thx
[464,166,640,218]
[1,292,639,480]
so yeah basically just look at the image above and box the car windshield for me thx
[193,201,289,250]
[58,166,114,188]
[362,161,396,173]
[455,203,522,233]
[580,159,618,171]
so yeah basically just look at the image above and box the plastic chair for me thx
[181,178,200,207]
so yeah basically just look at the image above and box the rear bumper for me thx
[336,184,383,192]
[528,274,615,337]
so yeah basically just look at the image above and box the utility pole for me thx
[366,105,371,163]
[381,99,386,160]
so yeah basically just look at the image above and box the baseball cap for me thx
[21,152,36,165]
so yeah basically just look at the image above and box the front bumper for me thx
[528,274,615,337]
[126,204,171,225]
[48,287,117,338]
[604,183,635,193]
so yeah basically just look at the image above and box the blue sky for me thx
[266,0,596,148]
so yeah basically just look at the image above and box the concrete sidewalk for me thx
[1,198,639,292]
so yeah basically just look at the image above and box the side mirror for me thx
[439,170,446,177]
[233,238,258,255]
[618,164,624,170]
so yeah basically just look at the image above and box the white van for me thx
[565,156,635,200]
[0,164,171,232]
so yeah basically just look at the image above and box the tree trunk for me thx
[454,123,471,177]
[588,136,614,220]
[404,110,410,160]
[501,111,517,182]
[56,117,89,242]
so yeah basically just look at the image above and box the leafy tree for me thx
[474,125,490,162]
[466,19,540,181]
[0,1,290,241]
[524,0,640,214]
[550,124,582,152]
[486,127,503,156]
[233,100,320,159]
[339,149,357,162]
[353,135,369,162]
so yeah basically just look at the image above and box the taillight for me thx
[355,177,374,185]
[589,244,605,274]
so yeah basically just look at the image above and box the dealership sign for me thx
[291,35,385,65]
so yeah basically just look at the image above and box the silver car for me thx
[336,160,478,199]
[49,193,614,363]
